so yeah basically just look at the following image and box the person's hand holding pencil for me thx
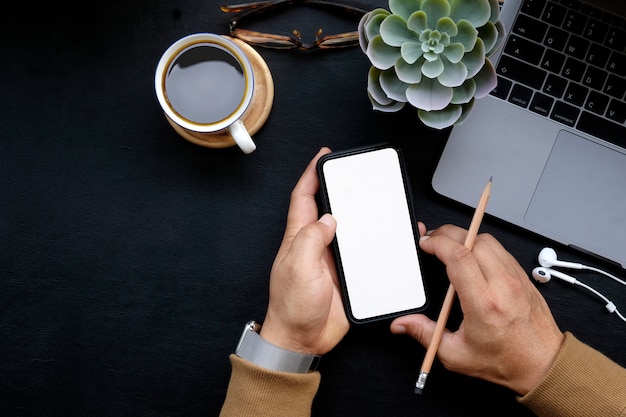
[391,206,565,395]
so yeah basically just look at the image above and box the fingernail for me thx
[420,235,431,242]
[393,325,407,334]
[318,213,334,227]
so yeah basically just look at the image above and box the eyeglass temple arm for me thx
[222,0,368,15]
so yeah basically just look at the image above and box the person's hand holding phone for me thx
[260,148,350,356]
[391,224,565,395]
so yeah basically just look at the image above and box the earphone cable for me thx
[575,280,626,323]
[584,266,626,287]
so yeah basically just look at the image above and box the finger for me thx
[419,231,488,297]
[284,148,332,240]
[288,214,337,267]
[390,314,438,349]
[417,221,427,237]
[428,224,469,244]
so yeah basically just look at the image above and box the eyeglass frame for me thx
[221,0,368,50]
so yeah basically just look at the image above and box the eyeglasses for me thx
[221,0,368,51]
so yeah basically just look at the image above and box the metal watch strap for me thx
[235,321,320,373]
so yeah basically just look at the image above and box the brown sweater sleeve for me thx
[519,332,626,417]
[219,354,321,417]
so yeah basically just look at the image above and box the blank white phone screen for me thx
[322,148,426,321]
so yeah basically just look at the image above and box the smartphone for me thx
[317,145,427,323]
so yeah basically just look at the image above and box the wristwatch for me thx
[235,321,321,373]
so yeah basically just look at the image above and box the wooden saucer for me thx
[167,36,275,149]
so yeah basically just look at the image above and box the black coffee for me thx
[165,44,246,124]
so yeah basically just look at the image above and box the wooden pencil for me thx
[415,177,492,394]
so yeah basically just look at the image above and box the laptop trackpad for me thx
[525,130,626,264]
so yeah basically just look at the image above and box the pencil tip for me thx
[488,176,493,183]
[414,387,424,395]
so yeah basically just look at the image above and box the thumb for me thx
[390,314,437,349]
[288,214,337,262]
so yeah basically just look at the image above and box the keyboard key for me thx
[583,19,608,43]
[497,55,547,90]
[582,66,607,90]
[605,28,626,52]
[585,43,611,68]
[581,4,604,20]
[505,35,545,65]
[564,35,590,60]
[551,100,580,126]
[561,57,586,81]
[563,11,588,35]
[584,91,609,115]
[542,3,566,26]
[530,92,554,116]
[544,26,569,51]
[521,0,545,18]
[509,84,534,108]
[543,74,568,98]
[541,49,566,74]
[607,52,626,77]
[606,99,626,124]
[604,74,626,99]
[601,13,625,28]
[490,76,512,100]
[512,14,548,43]
[564,83,589,106]
[577,111,626,149]
[559,0,581,11]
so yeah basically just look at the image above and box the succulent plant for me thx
[358,0,505,129]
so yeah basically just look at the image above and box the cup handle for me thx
[228,120,256,154]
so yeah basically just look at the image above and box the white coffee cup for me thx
[155,33,256,154]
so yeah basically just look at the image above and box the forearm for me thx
[219,354,320,417]
[519,332,626,417]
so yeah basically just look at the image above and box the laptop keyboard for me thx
[491,0,626,149]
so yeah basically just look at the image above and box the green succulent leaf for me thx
[443,42,464,63]
[450,78,476,104]
[472,58,497,98]
[395,57,424,83]
[421,56,445,77]
[453,19,478,51]
[370,92,407,112]
[421,0,451,29]
[462,37,486,78]
[406,77,453,111]
[367,35,401,70]
[487,0,501,23]
[437,54,468,87]
[477,21,498,56]
[359,9,390,52]
[401,41,425,64]
[390,0,424,20]
[418,104,463,128]
[380,68,410,101]
[488,20,506,57]
[380,15,421,47]
[436,17,458,37]
[454,99,475,124]
[449,0,491,28]
[407,11,428,34]
[367,67,396,105]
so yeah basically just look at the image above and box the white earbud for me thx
[532,267,577,284]
[531,266,625,323]
[538,247,583,270]
[538,247,626,287]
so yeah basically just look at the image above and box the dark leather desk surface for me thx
[1,1,624,416]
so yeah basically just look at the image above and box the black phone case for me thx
[317,144,428,324]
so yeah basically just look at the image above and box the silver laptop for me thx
[432,0,626,268]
